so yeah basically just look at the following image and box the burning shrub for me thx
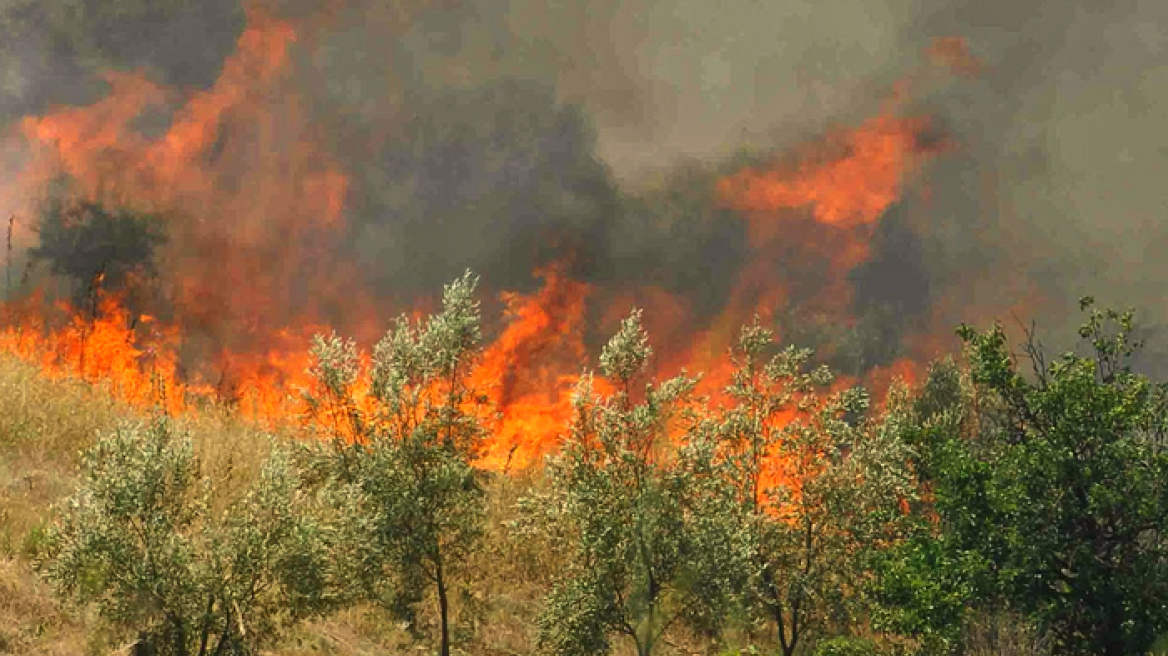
[685,320,917,656]
[35,419,359,656]
[31,193,164,301]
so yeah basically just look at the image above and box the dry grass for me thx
[0,556,93,655]
[0,353,131,568]
[0,354,127,458]
[0,354,566,655]
[0,355,124,654]
[0,353,1052,656]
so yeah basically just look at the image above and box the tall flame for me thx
[475,266,593,470]
[0,8,963,472]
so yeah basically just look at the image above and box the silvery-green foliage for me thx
[366,270,486,455]
[211,445,368,640]
[306,331,364,438]
[41,419,207,639]
[538,309,712,656]
[301,271,487,656]
[689,319,916,656]
[309,332,360,398]
[599,310,652,384]
[39,420,357,656]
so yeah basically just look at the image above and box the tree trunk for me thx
[171,614,189,656]
[636,610,655,656]
[435,554,451,656]
[780,631,797,656]
[133,631,155,656]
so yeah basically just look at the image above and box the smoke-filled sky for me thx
[1,0,1166,359]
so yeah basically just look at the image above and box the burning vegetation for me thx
[0,5,955,467]
[2,1,1168,655]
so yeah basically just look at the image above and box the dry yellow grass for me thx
[0,556,92,655]
[0,354,125,654]
[0,352,1044,656]
[0,353,566,655]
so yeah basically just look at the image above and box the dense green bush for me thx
[874,299,1168,655]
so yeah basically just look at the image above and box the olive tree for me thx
[690,320,916,656]
[38,419,357,656]
[301,271,488,656]
[537,310,718,656]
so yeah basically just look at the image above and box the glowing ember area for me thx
[0,2,961,470]
[0,290,199,417]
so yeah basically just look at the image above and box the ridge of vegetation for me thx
[3,278,1168,655]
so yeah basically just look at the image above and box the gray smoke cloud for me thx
[897,0,1168,353]
[0,0,243,117]
[2,0,1166,369]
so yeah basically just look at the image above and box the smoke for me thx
[0,0,244,118]
[331,79,624,295]
[2,0,1166,377]
[288,0,1168,352]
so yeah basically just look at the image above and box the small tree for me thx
[867,358,994,654]
[38,419,355,656]
[302,271,488,656]
[537,310,714,656]
[692,320,916,656]
[32,193,164,299]
[944,299,1168,655]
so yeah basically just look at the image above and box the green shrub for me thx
[37,419,358,656]
[687,320,917,656]
[536,310,716,656]
[300,271,489,656]
[878,300,1168,656]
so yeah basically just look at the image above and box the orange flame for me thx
[0,6,960,481]
[1,291,199,416]
[474,266,593,470]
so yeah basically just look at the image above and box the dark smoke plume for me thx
[2,0,1166,376]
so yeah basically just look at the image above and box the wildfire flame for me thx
[0,3,967,472]
[1,290,197,417]
[474,266,594,470]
